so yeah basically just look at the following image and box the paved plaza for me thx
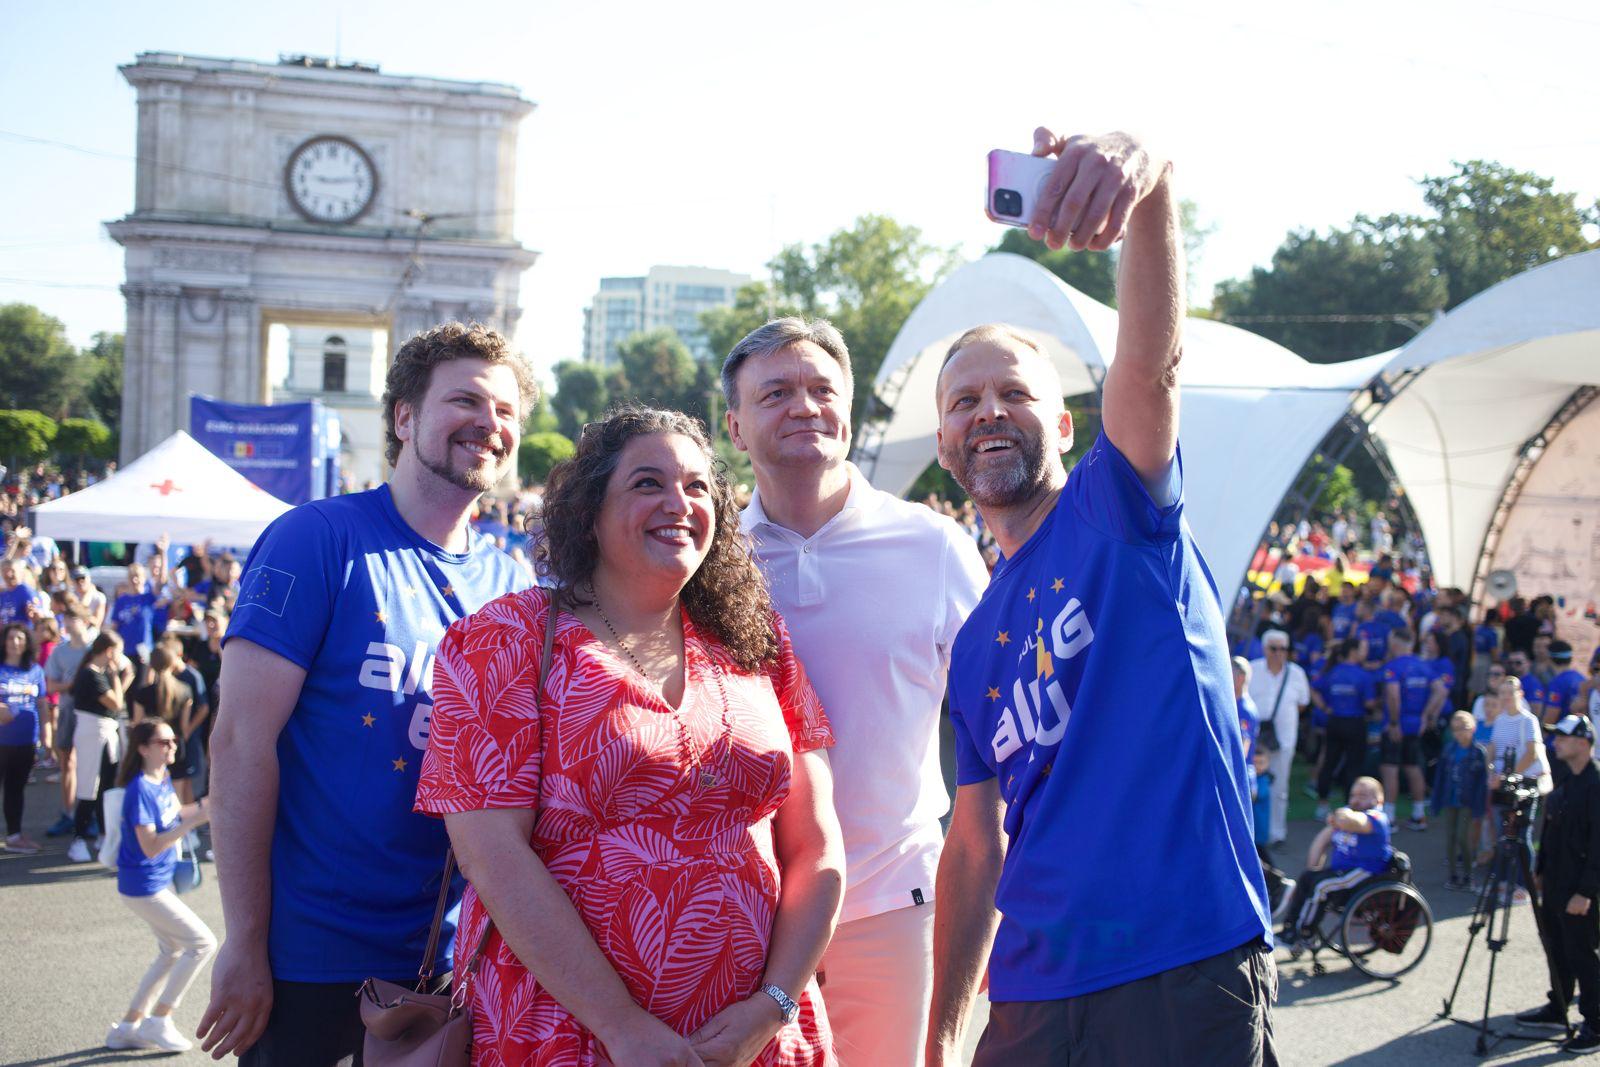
[1,770,1583,1065]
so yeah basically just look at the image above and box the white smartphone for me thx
[986,149,1057,227]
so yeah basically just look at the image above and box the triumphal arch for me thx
[107,52,537,467]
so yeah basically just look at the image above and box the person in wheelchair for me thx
[1276,776,1394,949]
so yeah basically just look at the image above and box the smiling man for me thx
[925,130,1274,1065]
[724,318,989,1066]
[197,323,536,1065]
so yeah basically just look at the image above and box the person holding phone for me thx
[927,129,1274,1065]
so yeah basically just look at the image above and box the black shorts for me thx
[1381,734,1422,767]
[972,939,1278,1066]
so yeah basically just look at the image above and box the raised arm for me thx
[1028,128,1181,484]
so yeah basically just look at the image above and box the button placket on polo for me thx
[797,539,822,606]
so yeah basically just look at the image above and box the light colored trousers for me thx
[120,888,218,1016]
[818,903,936,1067]
[1268,743,1297,844]
[73,714,122,803]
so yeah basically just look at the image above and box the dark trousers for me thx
[73,739,116,840]
[1316,717,1367,801]
[241,976,432,1067]
[1540,894,1600,1026]
[972,939,1278,1066]
[0,743,35,835]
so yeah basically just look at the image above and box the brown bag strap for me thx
[418,596,560,983]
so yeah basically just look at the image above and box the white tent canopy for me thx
[34,431,292,546]
[1368,248,1600,595]
[858,254,1384,599]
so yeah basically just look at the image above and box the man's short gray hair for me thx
[720,317,852,409]
[1262,629,1290,651]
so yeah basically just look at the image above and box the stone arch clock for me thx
[284,134,378,224]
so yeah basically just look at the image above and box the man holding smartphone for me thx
[723,317,990,1066]
[927,130,1275,1065]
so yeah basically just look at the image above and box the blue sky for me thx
[2,0,1596,381]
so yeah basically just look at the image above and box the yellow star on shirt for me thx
[374,610,387,624]
[995,630,1011,646]
[392,757,407,772]
[986,686,1002,701]
[361,713,376,728]
[1051,578,1065,593]
[1026,587,1037,602]
[440,584,455,598]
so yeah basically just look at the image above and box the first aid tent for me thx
[34,431,292,547]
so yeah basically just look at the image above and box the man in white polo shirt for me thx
[724,317,990,1066]
[1249,628,1312,846]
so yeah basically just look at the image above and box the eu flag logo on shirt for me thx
[239,565,295,617]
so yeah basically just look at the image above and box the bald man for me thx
[925,130,1275,1066]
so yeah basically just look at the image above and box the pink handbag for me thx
[357,601,557,1067]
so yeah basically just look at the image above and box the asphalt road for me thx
[1,770,1584,1066]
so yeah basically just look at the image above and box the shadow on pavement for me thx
[9,1049,177,1066]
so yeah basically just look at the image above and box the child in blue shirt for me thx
[105,719,215,1053]
[1277,777,1394,945]
[1431,711,1490,890]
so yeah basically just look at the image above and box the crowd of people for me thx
[7,125,1593,1067]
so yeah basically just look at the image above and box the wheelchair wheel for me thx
[1340,880,1432,980]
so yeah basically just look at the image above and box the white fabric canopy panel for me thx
[1370,249,1600,593]
[34,430,293,546]
[861,253,1383,600]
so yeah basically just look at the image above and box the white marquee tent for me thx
[34,431,292,546]
[1366,248,1600,600]
[859,249,1600,613]
[856,253,1388,600]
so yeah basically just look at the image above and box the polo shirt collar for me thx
[741,462,878,536]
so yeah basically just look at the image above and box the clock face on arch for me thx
[285,135,378,224]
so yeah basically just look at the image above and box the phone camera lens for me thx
[993,188,1023,218]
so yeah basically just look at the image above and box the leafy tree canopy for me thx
[0,304,79,416]
[518,431,576,485]
[0,409,59,464]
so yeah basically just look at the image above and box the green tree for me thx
[1212,226,1447,362]
[523,387,560,435]
[986,199,1212,308]
[550,361,610,440]
[0,409,59,465]
[1416,161,1598,309]
[80,332,124,434]
[54,417,113,465]
[518,431,576,485]
[0,304,79,416]
[700,282,805,376]
[613,328,702,419]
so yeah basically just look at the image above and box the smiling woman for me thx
[415,403,846,1066]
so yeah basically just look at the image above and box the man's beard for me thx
[417,430,508,493]
[941,425,1050,509]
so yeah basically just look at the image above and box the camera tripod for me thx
[1439,802,1572,1055]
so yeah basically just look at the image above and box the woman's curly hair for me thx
[536,403,778,670]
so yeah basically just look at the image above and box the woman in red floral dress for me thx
[416,406,844,1067]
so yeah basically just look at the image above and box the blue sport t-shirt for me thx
[1384,655,1436,735]
[1330,601,1357,640]
[1319,662,1376,720]
[0,663,46,746]
[111,590,157,651]
[947,433,1270,1002]
[226,485,532,982]
[1547,669,1586,721]
[119,773,181,896]
[1330,809,1393,874]
[0,585,32,626]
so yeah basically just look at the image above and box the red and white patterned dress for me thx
[416,587,836,1066]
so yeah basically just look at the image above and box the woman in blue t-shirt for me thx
[0,622,47,854]
[104,718,216,1053]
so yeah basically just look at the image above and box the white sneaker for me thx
[105,1020,153,1050]
[135,1015,193,1052]
[66,837,92,863]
